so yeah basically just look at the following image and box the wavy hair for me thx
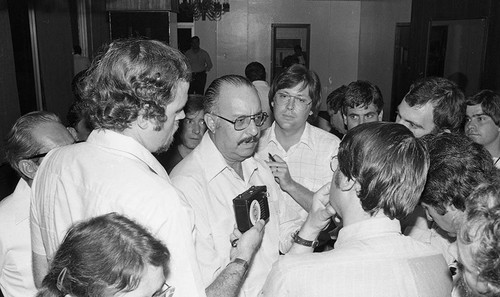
[460,182,500,294]
[466,90,500,126]
[36,213,170,297]
[342,80,384,115]
[337,122,429,219]
[82,38,190,132]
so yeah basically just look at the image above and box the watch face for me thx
[249,199,261,226]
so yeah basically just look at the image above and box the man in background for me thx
[397,76,465,138]
[0,111,74,297]
[465,90,500,168]
[245,62,273,129]
[341,80,383,130]
[185,36,213,95]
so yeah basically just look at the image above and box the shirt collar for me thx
[86,129,169,179]
[335,217,402,248]
[266,122,315,150]
[197,133,259,183]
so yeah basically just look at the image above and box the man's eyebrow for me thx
[405,119,424,129]
[469,113,489,118]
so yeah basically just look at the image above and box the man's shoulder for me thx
[308,123,341,144]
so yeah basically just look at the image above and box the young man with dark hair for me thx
[341,80,384,130]
[262,122,452,297]
[465,90,500,168]
[397,76,466,138]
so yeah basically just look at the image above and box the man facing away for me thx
[255,64,340,234]
[397,76,466,138]
[185,36,213,95]
[454,182,500,297]
[171,75,290,297]
[465,90,500,168]
[341,80,384,130]
[0,111,74,297]
[245,62,273,129]
[261,122,452,297]
[30,39,262,297]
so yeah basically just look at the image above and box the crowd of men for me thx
[1,38,499,297]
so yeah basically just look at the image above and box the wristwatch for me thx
[292,230,319,248]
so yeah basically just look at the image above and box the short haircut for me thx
[342,80,384,115]
[466,90,500,126]
[327,85,347,114]
[460,182,500,294]
[337,122,429,219]
[66,101,93,131]
[191,36,200,42]
[36,213,170,297]
[245,62,266,82]
[403,77,466,133]
[4,111,61,177]
[269,64,322,116]
[185,94,206,115]
[204,74,255,113]
[82,38,190,132]
[420,132,495,214]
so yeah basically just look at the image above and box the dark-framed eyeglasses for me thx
[274,91,312,110]
[212,112,268,131]
[152,282,175,297]
[24,152,49,160]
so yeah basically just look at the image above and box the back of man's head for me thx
[342,80,383,115]
[204,75,255,114]
[245,62,266,82]
[403,77,466,133]
[337,122,429,219]
[327,85,347,114]
[420,132,496,214]
[4,111,62,179]
[82,38,190,132]
[467,90,500,126]
[459,182,500,296]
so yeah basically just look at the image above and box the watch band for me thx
[231,258,249,271]
[293,231,319,248]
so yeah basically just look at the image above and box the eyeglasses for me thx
[212,112,268,131]
[24,152,49,160]
[330,155,338,172]
[152,282,175,297]
[274,91,312,110]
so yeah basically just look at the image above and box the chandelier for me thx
[179,0,230,21]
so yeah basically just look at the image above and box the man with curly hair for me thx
[31,39,263,297]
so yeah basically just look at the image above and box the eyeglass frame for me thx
[152,282,175,297]
[273,91,313,110]
[212,112,268,131]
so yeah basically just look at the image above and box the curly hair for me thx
[420,132,495,214]
[403,77,466,133]
[36,213,170,297]
[460,182,500,294]
[337,122,429,220]
[82,38,190,132]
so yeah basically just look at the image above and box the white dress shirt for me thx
[30,129,206,297]
[262,217,453,297]
[255,122,340,227]
[0,179,37,297]
[171,133,292,297]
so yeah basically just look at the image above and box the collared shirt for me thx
[184,48,212,73]
[31,129,206,297]
[171,133,290,297]
[406,222,456,265]
[0,179,37,297]
[261,217,453,297]
[255,122,340,226]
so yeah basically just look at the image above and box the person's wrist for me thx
[298,221,322,241]
[292,230,319,248]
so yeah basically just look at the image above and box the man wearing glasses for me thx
[255,64,340,246]
[0,111,74,297]
[171,75,289,297]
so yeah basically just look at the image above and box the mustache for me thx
[237,135,259,145]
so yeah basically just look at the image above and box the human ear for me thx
[378,110,384,121]
[204,113,217,133]
[18,160,38,180]
[136,114,150,130]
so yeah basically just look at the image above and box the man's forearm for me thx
[283,181,314,212]
[206,259,248,297]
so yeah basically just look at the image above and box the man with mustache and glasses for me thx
[171,75,291,297]
[255,64,340,247]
